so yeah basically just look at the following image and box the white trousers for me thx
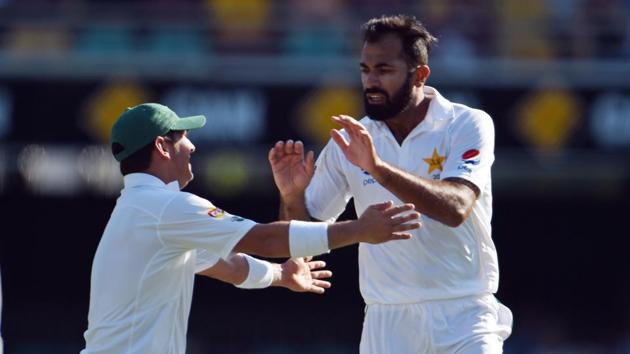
[360,294,512,354]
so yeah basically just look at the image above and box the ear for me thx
[413,65,431,86]
[154,136,171,160]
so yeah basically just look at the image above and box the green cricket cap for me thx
[111,103,206,162]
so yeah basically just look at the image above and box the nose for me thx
[364,71,381,90]
[190,142,196,154]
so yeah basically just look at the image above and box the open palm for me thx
[268,140,315,197]
[281,258,332,294]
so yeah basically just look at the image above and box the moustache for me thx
[364,88,389,99]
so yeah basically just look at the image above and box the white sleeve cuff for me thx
[289,220,330,258]
[234,254,274,289]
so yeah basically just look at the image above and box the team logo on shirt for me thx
[423,148,445,174]
[207,207,225,218]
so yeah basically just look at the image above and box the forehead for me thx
[360,33,407,67]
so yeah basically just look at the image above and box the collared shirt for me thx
[306,86,498,304]
[82,173,256,354]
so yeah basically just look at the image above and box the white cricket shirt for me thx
[306,86,499,304]
[82,173,256,354]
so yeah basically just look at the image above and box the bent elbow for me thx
[444,208,468,228]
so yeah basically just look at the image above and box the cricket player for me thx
[81,103,421,354]
[269,15,513,353]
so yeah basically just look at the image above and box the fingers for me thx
[332,115,366,134]
[268,141,284,163]
[307,260,326,270]
[284,139,295,154]
[307,279,332,294]
[312,279,331,288]
[391,212,421,224]
[382,203,416,217]
[370,200,394,211]
[389,233,413,241]
[330,129,350,149]
[393,221,422,232]
[269,140,308,162]
[310,270,333,279]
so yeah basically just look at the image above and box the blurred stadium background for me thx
[0,0,629,353]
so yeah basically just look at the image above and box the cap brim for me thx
[172,115,206,131]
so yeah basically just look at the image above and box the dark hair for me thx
[114,130,185,176]
[362,15,438,67]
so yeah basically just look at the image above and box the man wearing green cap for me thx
[81,103,422,354]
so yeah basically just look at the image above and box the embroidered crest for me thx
[208,207,225,218]
[423,148,445,174]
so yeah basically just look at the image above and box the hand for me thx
[355,201,421,244]
[277,257,332,294]
[331,115,381,174]
[268,140,315,199]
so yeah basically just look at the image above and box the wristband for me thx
[235,254,274,289]
[289,220,330,258]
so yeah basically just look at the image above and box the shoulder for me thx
[162,191,214,217]
[449,104,494,134]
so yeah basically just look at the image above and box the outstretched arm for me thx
[233,201,421,258]
[330,115,478,227]
[197,253,332,294]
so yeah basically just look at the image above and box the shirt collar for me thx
[123,173,180,191]
[400,86,454,139]
[423,86,454,123]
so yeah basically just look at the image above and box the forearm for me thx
[234,220,360,258]
[327,220,361,249]
[371,161,474,227]
[196,253,250,285]
[234,222,291,257]
[279,193,311,221]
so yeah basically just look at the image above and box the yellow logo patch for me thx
[423,148,445,174]
[208,207,225,218]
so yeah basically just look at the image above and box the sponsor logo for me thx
[208,207,225,218]
[231,216,244,222]
[461,149,480,166]
[363,178,377,186]
[457,165,472,173]
[431,173,441,180]
[423,148,445,174]
[462,149,480,159]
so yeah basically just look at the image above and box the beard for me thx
[364,73,414,121]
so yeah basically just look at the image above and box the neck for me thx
[144,165,177,186]
[384,93,430,144]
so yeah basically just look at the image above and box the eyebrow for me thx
[360,62,395,69]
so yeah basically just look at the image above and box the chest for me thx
[345,131,451,194]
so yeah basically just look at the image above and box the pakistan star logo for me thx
[423,148,445,174]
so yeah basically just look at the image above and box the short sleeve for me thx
[194,249,219,273]
[159,193,257,266]
[305,139,352,222]
[441,110,495,190]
